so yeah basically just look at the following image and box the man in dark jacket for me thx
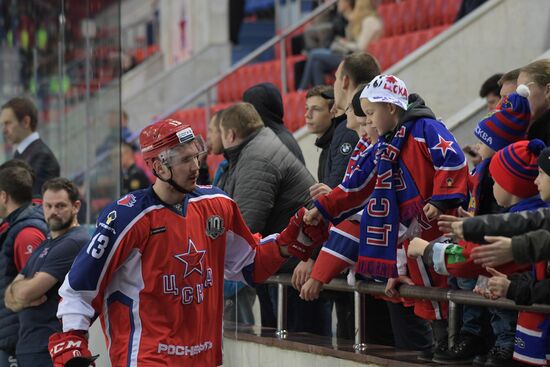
[320,52,379,189]
[218,102,328,334]
[1,97,60,198]
[243,83,305,164]
[0,161,48,365]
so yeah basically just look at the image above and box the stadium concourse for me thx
[1,0,550,366]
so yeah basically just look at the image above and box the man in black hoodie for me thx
[243,83,305,164]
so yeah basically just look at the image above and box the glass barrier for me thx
[0,0,122,224]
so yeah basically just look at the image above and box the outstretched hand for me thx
[470,236,513,267]
[279,208,329,261]
[407,237,430,258]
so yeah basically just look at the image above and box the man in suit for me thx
[1,97,60,197]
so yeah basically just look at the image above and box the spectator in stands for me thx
[304,86,336,181]
[298,0,382,90]
[302,0,353,52]
[432,94,530,364]
[5,178,89,367]
[206,109,257,325]
[322,52,376,188]
[304,75,470,358]
[480,73,503,112]
[1,97,60,198]
[242,83,305,164]
[0,162,47,366]
[121,142,151,195]
[217,103,322,335]
[419,140,546,366]
[498,68,520,97]
[518,59,550,144]
[206,110,227,186]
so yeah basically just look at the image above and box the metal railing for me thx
[264,274,550,351]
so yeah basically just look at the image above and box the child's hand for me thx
[304,207,323,226]
[300,278,323,301]
[384,276,414,297]
[291,259,314,291]
[407,237,429,258]
[438,215,465,240]
[309,183,332,200]
[486,267,511,299]
[457,207,473,218]
[423,203,442,221]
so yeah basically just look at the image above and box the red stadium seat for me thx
[377,4,396,37]
[443,0,462,24]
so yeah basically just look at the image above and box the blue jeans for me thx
[456,277,484,336]
[489,307,517,349]
[298,48,343,90]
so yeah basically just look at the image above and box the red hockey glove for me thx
[49,330,99,367]
[278,208,329,261]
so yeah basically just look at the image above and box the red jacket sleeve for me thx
[446,240,530,278]
[14,227,46,271]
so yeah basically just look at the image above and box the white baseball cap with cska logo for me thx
[360,74,409,111]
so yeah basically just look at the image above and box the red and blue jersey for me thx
[57,186,285,367]
[315,118,468,228]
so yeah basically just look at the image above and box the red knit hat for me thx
[489,139,546,198]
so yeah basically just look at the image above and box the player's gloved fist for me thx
[49,330,99,367]
[278,208,329,261]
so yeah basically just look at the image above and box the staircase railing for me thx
[136,0,338,132]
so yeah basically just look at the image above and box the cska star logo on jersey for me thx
[432,135,456,159]
[174,239,206,278]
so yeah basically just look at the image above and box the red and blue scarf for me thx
[356,121,425,279]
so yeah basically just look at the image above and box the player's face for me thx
[166,142,202,192]
[361,99,398,136]
[305,96,332,136]
[535,168,550,202]
[43,189,80,232]
[1,108,28,145]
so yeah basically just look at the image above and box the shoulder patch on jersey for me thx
[340,142,352,155]
[117,193,137,207]
[206,215,224,239]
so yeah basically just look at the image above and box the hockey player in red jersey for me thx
[47,119,328,367]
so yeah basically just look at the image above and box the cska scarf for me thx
[514,262,550,366]
[356,121,425,279]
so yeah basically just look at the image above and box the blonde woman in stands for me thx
[298,0,382,90]
[518,59,550,145]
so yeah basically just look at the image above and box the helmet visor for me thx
[159,135,207,167]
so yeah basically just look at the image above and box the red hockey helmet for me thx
[140,118,206,169]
